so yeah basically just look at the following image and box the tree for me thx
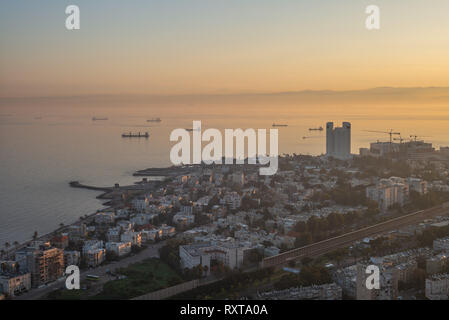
[32,231,38,240]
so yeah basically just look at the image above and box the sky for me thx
[1,0,449,97]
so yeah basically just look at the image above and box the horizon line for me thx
[2,86,449,101]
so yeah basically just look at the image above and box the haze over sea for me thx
[1,89,449,245]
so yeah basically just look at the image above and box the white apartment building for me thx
[179,243,211,271]
[82,240,104,255]
[0,272,31,297]
[121,231,142,247]
[179,242,248,272]
[106,228,121,242]
[408,177,428,194]
[434,237,449,252]
[94,211,115,225]
[366,177,410,211]
[173,212,195,227]
[131,196,149,211]
[130,213,156,226]
[86,248,106,267]
[425,273,449,300]
[105,242,132,257]
[64,251,81,267]
[159,224,176,238]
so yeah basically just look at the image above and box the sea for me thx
[1,99,449,246]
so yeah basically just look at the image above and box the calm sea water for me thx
[1,102,449,245]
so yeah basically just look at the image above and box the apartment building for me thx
[366,177,409,211]
[105,242,132,257]
[15,246,64,287]
[85,248,106,267]
[425,273,449,300]
[121,231,142,247]
[434,237,449,252]
[0,272,31,297]
[179,242,248,272]
[64,250,81,267]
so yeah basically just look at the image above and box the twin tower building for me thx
[326,122,352,160]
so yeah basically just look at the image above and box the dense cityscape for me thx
[2,122,449,300]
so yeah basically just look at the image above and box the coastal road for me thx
[14,240,166,300]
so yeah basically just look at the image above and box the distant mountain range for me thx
[3,87,449,105]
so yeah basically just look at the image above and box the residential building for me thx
[121,231,142,247]
[64,251,80,267]
[86,249,106,267]
[425,273,449,300]
[105,242,132,257]
[434,237,449,252]
[15,246,64,287]
[0,272,31,297]
[258,283,342,300]
[326,122,351,160]
[366,177,410,211]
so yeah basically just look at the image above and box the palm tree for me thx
[4,242,10,250]
[13,241,19,247]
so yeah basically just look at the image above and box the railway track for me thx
[261,202,449,268]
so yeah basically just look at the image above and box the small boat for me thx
[185,128,200,132]
[92,117,108,121]
[122,132,149,138]
[147,118,161,122]
[272,123,288,127]
[309,126,323,131]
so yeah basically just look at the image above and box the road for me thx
[14,240,166,300]
[262,203,449,268]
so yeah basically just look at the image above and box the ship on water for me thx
[272,123,288,127]
[309,126,323,131]
[147,117,161,122]
[92,117,108,121]
[121,132,149,138]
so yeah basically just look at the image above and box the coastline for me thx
[1,172,164,260]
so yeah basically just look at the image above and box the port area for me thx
[133,166,192,177]
[69,180,160,206]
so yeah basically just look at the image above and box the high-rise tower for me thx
[325,122,351,160]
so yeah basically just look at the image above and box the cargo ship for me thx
[272,123,288,127]
[92,117,108,121]
[121,132,149,138]
[147,118,161,122]
[309,126,323,131]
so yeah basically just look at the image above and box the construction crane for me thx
[364,129,401,143]
[393,136,406,144]
[409,135,432,142]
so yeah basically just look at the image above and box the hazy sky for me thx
[1,0,449,97]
